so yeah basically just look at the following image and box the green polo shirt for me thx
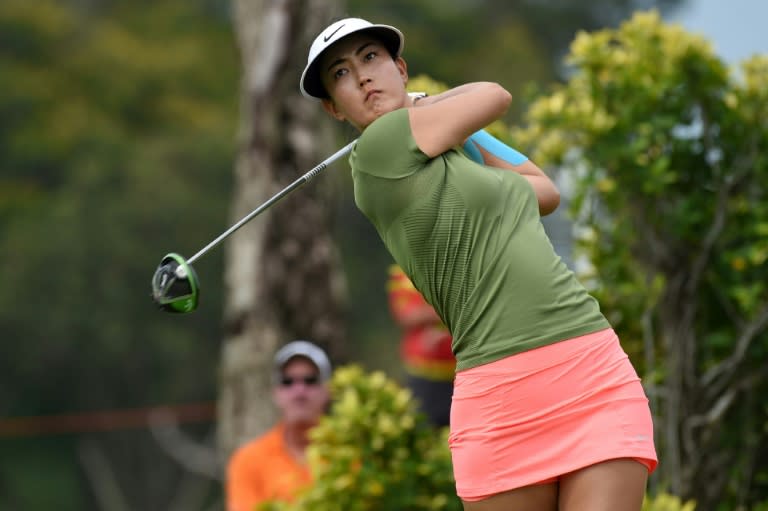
[350,108,610,371]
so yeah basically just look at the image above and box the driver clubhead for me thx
[151,253,199,313]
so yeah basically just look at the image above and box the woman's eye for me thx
[333,68,347,79]
[364,51,377,61]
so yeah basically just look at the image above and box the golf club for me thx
[151,139,357,313]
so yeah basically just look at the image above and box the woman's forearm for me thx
[412,83,506,107]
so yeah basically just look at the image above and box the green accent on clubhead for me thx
[151,252,199,313]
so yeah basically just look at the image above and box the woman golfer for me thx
[300,17,657,511]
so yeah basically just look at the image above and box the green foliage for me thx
[643,492,697,511]
[0,0,237,413]
[750,499,768,511]
[515,9,768,347]
[407,74,449,97]
[0,0,235,507]
[261,365,461,511]
[514,9,768,507]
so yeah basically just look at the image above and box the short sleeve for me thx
[351,108,429,179]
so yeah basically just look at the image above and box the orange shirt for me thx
[226,423,311,511]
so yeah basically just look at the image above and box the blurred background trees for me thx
[0,0,235,509]
[5,0,768,510]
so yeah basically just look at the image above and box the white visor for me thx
[300,17,403,99]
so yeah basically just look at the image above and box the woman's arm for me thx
[407,82,512,159]
[464,131,560,216]
[477,145,560,216]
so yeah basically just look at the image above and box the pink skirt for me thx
[449,328,657,501]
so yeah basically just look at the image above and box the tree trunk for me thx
[655,265,768,511]
[217,0,344,458]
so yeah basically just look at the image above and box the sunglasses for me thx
[280,375,321,387]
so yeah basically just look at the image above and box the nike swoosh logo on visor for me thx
[323,24,345,42]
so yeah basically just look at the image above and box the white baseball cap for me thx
[300,17,404,99]
[273,340,333,382]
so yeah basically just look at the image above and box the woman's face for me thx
[319,32,409,131]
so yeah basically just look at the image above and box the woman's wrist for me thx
[408,91,428,106]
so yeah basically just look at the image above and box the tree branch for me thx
[686,386,738,430]
[167,472,217,511]
[149,409,223,481]
[701,302,768,396]
[711,283,746,327]
[77,439,132,511]
[685,181,730,297]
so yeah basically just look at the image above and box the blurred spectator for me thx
[225,340,332,511]
[387,264,455,427]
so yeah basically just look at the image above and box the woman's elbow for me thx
[482,82,512,112]
[494,84,513,111]
[539,187,561,216]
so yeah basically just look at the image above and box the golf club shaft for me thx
[186,139,357,265]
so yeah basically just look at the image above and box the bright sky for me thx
[666,0,768,64]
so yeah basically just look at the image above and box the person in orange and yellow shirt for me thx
[387,264,455,427]
[226,340,332,511]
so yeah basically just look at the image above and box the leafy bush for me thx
[261,365,461,511]
[642,492,696,511]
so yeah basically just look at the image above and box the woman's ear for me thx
[321,98,345,121]
[396,57,408,86]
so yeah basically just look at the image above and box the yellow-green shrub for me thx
[642,492,696,511]
[260,365,461,511]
